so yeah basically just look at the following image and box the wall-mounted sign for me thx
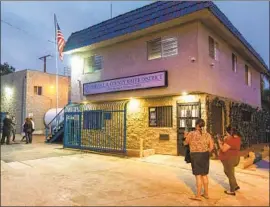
[83,71,168,95]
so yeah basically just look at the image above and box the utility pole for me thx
[39,55,52,73]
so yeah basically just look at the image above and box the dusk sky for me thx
[1,1,269,76]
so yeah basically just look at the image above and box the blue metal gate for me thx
[64,112,82,149]
[63,102,127,154]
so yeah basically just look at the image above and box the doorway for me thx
[211,105,223,136]
[177,102,201,156]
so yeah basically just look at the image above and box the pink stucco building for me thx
[63,1,269,156]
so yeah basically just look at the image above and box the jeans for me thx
[221,156,240,192]
[25,132,32,143]
[1,131,11,144]
[12,129,16,141]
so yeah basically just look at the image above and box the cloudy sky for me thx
[1,1,269,75]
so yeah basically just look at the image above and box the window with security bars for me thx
[34,86,42,95]
[83,110,103,130]
[209,36,218,60]
[83,55,103,74]
[149,106,173,127]
[147,37,178,60]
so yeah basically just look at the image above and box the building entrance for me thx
[177,102,201,156]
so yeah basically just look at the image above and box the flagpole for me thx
[54,14,59,115]
[110,2,112,18]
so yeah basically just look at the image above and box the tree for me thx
[0,62,15,76]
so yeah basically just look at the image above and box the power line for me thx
[1,19,56,44]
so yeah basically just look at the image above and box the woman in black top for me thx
[23,118,33,144]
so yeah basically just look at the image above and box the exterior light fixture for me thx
[182,91,188,96]
[128,98,140,112]
[5,87,13,97]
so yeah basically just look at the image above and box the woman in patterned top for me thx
[184,119,214,201]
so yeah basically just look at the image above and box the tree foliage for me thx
[0,62,15,76]
[261,73,270,111]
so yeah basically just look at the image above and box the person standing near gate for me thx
[1,113,12,145]
[184,119,214,201]
[23,118,33,144]
[11,116,16,142]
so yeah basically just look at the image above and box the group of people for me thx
[184,118,241,201]
[1,113,35,145]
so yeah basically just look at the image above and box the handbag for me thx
[184,145,191,163]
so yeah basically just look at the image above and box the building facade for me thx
[1,70,69,134]
[63,1,269,156]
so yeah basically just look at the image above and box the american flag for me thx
[55,15,65,61]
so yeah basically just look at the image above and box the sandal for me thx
[235,186,240,191]
[189,196,202,201]
[224,190,236,196]
[201,194,209,199]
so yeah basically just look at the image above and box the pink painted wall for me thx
[72,22,200,102]
[197,23,261,107]
[72,21,261,107]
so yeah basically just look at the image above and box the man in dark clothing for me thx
[1,114,12,145]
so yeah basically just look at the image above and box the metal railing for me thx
[45,108,66,141]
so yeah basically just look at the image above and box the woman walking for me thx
[184,119,214,201]
[218,126,241,196]
[23,118,33,144]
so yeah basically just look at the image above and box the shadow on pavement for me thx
[209,172,229,190]
[177,172,197,194]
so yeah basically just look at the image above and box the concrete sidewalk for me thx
[131,155,270,179]
[1,143,269,206]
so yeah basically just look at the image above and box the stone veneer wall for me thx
[1,70,69,134]
[126,94,207,155]
[0,70,26,132]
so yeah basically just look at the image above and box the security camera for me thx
[190,57,196,62]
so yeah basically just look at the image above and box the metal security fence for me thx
[63,101,127,154]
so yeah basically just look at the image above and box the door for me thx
[64,112,82,148]
[177,103,201,156]
[211,105,223,136]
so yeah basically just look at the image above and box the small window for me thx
[83,55,103,74]
[149,106,172,127]
[232,53,237,72]
[83,111,103,130]
[34,86,42,95]
[242,110,252,122]
[245,65,251,86]
[209,36,218,60]
[147,37,178,60]
[148,38,162,60]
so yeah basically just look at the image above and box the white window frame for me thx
[147,37,178,60]
[83,55,104,74]
[34,86,42,95]
[209,36,218,61]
